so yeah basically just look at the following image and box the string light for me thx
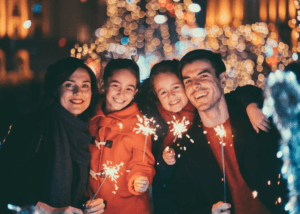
[263,69,300,214]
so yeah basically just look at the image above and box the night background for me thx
[0,0,299,141]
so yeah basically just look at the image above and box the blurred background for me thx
[0,0,299,141]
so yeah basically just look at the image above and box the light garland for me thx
[263,69,300,214]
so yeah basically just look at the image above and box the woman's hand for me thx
[35,202,83,214]
[133,176,149,193]
[246,103,270,133]
[163,147,176,165]
[84,198,105,214]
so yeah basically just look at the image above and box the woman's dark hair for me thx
[103,58,140,88]
[42,57,99,116]
[148,59,180,102]
[178,49,226,81]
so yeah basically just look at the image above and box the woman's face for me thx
[59,68,92,116]
[154,72,189,113]
[104,69,138,113]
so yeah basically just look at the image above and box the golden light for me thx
[7,0,29,39]
[260,0,268,22]
[278,0,287,22]
[218,0,231,26]
[0,0,6,37]
[289,0,296,19]
[269,0,277,22]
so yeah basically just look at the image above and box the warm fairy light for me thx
[252,190,258,199]
[167,115,190,139]
[154,15,167,24]
[188,3,201,13]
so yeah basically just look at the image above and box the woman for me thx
[0,57,104,214]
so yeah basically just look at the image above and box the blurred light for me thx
[121,37,129,45]
[95,28,101,37]
[32,4,42,13]
[126,0,134,4]
[23,20,31,29]
[181,25,191,36]
[265,45,274,57]
[58,38,67,47]
[189,3,201,13]
[292,53,298,60]
[154,15,167,24]
[191,28,206,37]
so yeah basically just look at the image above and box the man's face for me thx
[181,60,226,113]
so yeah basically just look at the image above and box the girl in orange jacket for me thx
[88,58,155,214]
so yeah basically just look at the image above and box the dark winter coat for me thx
[0,103,92,213]
[172,92,289,214]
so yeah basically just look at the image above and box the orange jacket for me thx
[88,100,155,214]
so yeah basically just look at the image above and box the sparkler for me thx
[134,115,158,162]
[214,124,227,203]
[91,161,124,199]
[167,115,190,144]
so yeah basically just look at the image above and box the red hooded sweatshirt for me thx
[88,100,155,214]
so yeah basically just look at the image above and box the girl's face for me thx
[154,72,189,113]
[59,68,92,116]
[104,69,138,113]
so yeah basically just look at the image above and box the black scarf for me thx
[47,103,91,208]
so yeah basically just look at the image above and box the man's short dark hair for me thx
[178,49,226,81]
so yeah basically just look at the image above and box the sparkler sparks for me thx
[214,125,227,139]
[91,161,124,197]
[214,124,227,203]
[134,115,158,140]
[168,116,190,140]
[134,115,158,162]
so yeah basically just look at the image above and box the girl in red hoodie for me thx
[88,59,155,214]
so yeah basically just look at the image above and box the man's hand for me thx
[212,201,231,214]
[163,147,176,165]
[133,176,149,193]
[246,103,270,133]
[84,198,105,214]
[36,202,83,214]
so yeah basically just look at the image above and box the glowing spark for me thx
[103,161,124,184]
[214,124,227,203]
[91,161,124,196]
[134,115,158,140]
[252,190,258,199]
[214,125,226,139]
[134,115,158,162]
[168,116,190,139]
[118,123,123,129]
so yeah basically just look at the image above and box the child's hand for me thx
[133,176,149,193]
[84,198,105,214]
[163,146,176,165]
[246,103,270,133]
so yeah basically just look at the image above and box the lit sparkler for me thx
[134,115,158,162]
[91,161,124,199]
[167,115,190,143]
[214,124,227,203]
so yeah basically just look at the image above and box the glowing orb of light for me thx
[188,3,201,13]
[292,53,298,60]
[121,37,129,45]
[154,15,167,24]
[23,20,31,29]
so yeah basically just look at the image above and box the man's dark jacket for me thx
[172,92,288,214]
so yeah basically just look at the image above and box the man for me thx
[173,49,288,214]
